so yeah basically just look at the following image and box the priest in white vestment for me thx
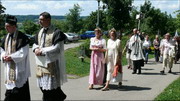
[129,28,145,74]
[32,12,67,101]
[1,15,31,101]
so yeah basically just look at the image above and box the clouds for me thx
[1,0,179,16]
[2,1,98,15]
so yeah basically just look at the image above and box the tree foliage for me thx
[21,20,39,35]
[175,10,180,32]
[0,2,6,30]
[83,10,108,31]
[66,4,82,33]
[139,0,176,36]
[102,0,132,31]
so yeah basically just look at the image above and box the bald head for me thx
[133,28,138,34]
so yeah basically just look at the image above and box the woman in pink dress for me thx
[88,28,106,89]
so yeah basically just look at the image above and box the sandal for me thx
[88,85,93,90]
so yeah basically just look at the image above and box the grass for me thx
[65,47,90,77]
[154,77,180,101]
[65,45,155,77]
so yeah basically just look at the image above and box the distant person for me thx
[160,33,175,74]
[143,35,151,64]
[32,12,67,101]
[102,28,123,91]
[174,36,180,64]
[88,28,106,89]
[159,35,166,63]
[1,15,31,101]
[122,34,133,69]
[129,28,144,74]
[153,35,160,62]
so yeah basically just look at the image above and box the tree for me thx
[0,1,5,14]
[21,20,39,35]
[102,0,132,31]
[83,10,108,31]
[139,0,176,36]
[52,19,68,33]
[66,4,82,33]
[175,10,180,32]
[0,2,6,30]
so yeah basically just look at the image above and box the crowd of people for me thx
[88,28,180,91]
[0,12,180,101]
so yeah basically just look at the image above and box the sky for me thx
[1,0,180,17]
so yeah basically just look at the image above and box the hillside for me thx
[15,15,66,22]
[14,15,87,22]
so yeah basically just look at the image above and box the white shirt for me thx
[143,40,151,48]
[160,39,175,55]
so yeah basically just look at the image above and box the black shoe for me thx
[168,70,172,73]
[160,70,164,74]
[138,72,141,74]
[132,72,136,74]
[118,82,122,88]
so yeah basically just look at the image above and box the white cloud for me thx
[1,0,179,16]
[14,4,39,10]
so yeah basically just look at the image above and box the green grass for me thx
[154,77,180,101]
[65,46,155,77]
[65,47,90,77]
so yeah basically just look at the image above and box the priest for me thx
[1,15,31,101]
[32,12,67,101]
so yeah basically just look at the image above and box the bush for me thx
[79,39,91,57]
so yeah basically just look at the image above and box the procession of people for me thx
[0,14,180,101]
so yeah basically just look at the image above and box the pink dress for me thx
[89,37,106,85]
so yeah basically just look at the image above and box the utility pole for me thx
[96,0,100,28]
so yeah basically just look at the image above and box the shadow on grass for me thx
[104,84,152,91]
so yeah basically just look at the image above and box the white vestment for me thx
[1,45,31,89]
[32,41,67,90]
[129,35,145,61]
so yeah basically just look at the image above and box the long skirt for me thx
[89,51,104,85]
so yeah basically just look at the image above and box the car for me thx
[25,34,35,46]
[80,31,95,39]
[64,33,79,43]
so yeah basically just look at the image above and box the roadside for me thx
[61,59,180,100]
[1,41,180,100]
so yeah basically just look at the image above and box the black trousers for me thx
[40,87,66,101]
[4,80,31,101]
[133,60,142,73]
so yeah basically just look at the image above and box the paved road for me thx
[1,42,180,100]
[0,42,83,100]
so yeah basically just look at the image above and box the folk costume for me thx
[32,25,67,101]
[1,30,31,101]
[89,37,106,85]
